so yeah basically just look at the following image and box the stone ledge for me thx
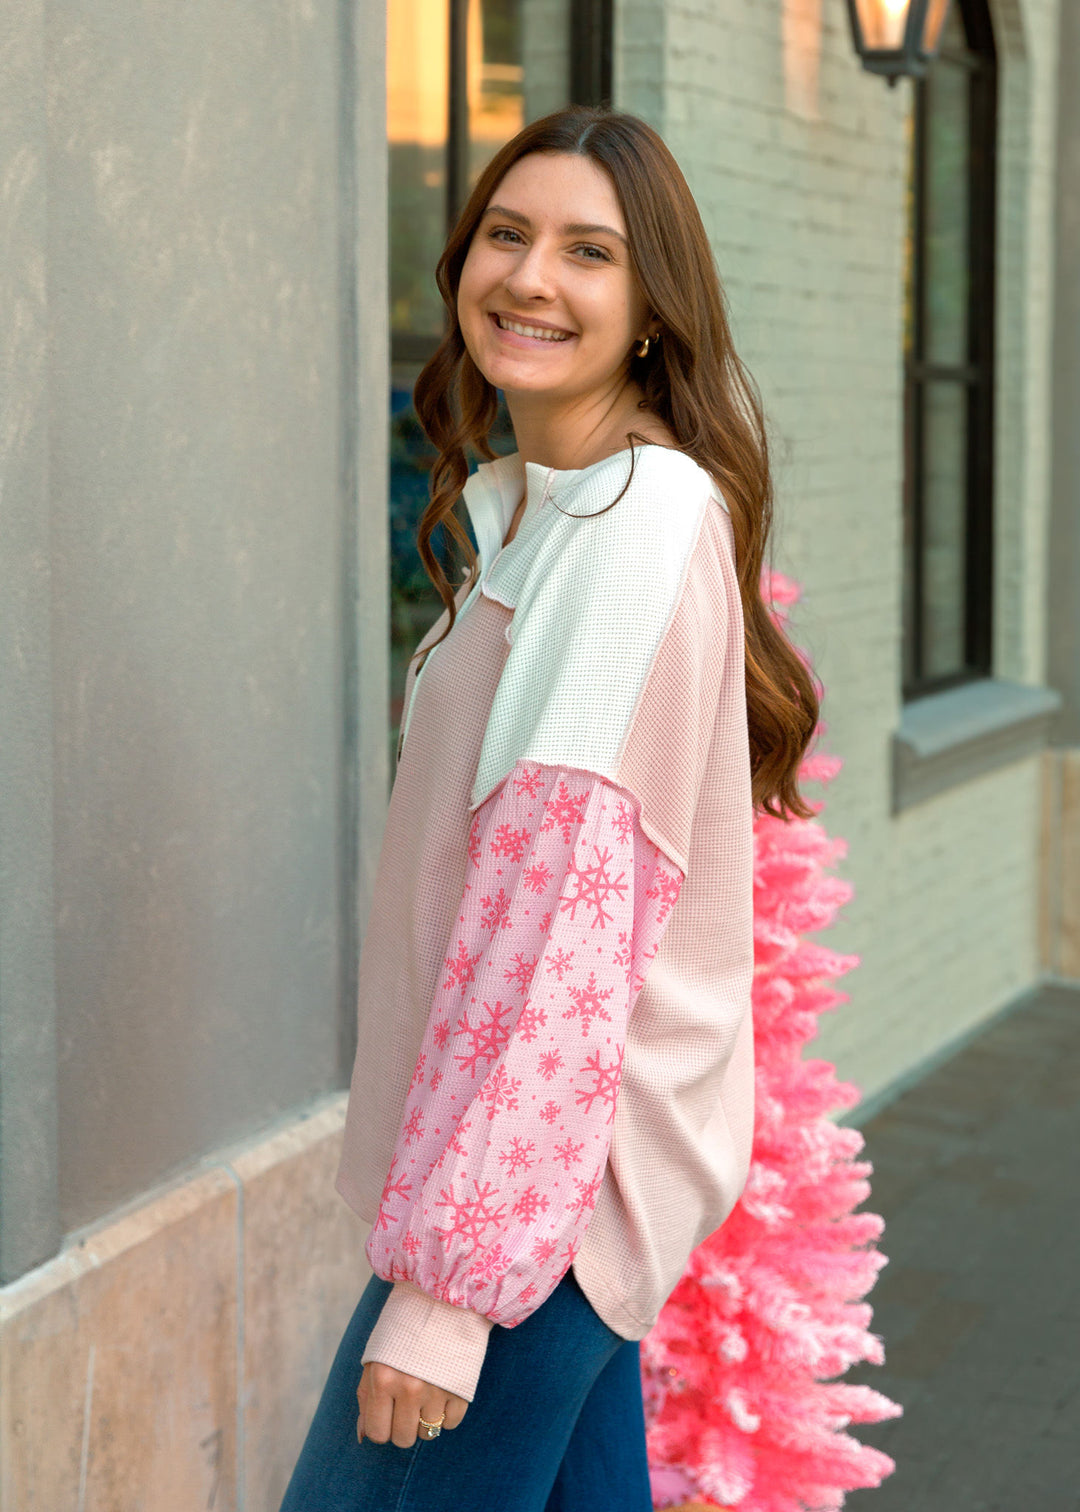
[0,1092,364,1512]
[892,678,1063,812]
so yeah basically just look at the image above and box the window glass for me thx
[921,380,968,680]
[387,0,575,743]
[467,0,524,190]
[388,0,450,344]
[902,0,995,699]
[922,6,970,368]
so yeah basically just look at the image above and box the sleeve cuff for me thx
[360,1279,496,1403]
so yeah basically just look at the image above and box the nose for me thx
[502,239,558,304]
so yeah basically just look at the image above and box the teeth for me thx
[497,316,571,342]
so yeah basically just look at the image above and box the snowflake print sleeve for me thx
[359,759,684,1403]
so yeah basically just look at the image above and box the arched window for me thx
[387,0,612,736]
[902,0,997,699]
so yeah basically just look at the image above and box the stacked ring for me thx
[418,1412,445,1439]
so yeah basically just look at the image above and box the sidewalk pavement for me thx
[843,980,1080,1512]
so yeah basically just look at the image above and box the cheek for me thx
[585,287,638,353]
[457,250,486,324]
[460,242,503,301]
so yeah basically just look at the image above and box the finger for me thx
[440,1392,469,1432]
[415,1393,450,1441]
[356,1366,371,1441]
[362,1364,397,1445]
[391,1377,428,1448]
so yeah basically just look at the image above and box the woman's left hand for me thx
[357,1361,470,1448]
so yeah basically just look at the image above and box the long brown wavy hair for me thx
[410,105,819,820]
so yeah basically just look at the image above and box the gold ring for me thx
[418,1412,445,1439]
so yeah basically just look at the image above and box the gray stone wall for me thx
[0,0,388,1279]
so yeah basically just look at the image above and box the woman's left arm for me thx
[359,758,683,1404]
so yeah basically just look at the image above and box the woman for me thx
[280,105,817,1512]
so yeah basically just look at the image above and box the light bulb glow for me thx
[851,0,912,50]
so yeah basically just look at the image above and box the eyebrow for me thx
[482,204,627,247]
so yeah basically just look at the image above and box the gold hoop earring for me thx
[635,335,650,359]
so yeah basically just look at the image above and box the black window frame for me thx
[903,0,998,701]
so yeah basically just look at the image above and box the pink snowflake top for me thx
[335,446,757,1412]
[360,760,683,1402]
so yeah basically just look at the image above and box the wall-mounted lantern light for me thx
[845,0,954,84]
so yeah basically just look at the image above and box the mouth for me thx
[490,312,576,344]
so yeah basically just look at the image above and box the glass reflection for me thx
[922,4,970,368]
[921,380,968,680]
[388,0,450,340]
[388,0,573,746]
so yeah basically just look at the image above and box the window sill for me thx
[892,678,1063,813]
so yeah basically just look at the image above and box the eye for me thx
[488,226,525,245]
[574,243,612,262]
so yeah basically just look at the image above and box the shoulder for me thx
[551,443,723,533]
[469,446,735,815]
[530,444,724,605]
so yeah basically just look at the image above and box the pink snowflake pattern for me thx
[373,1154,412,1232]
[432,1178,508,1257]
[560,846,628,929]
[427,1273,458,1306]
[574,1044,625,1124]
[443,940,483,995]
[540,780,589,843]
[513,1184,552,1225]
[447,1117,474,1157]
[613,930,634,981]
[612,800,636,844]
[646,866,683,923]
[531,1235,559,1266]
[513,765,544,798]
[365,760,683,1337]
[504,951,538,995]
[631,941,661,994]
[564,971,614,1035]
[523,861,553,894]
[480,887,513,933]
[468,1241,513,1287]
[546,947,574,981]
[538,1049,565,1081]
[516,1000,548,1042]
[567,1165,604,1225]
[453,998,515,1079]
[553,1135,585,1170]
[498,1135,538,1178]
[478,1063,523,1120]
[491,823,530,862]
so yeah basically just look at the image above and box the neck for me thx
[503,375,657,473]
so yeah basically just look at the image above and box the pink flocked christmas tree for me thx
[641,573,902,1512]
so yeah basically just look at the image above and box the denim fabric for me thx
[278,1266,654,1512]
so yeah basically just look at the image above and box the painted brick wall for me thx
[617,0,1060,1101]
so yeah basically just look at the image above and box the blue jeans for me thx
[278,1265,654,1511]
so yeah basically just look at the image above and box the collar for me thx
[461,451,562,577]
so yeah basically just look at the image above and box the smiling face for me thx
[456,151,654,409]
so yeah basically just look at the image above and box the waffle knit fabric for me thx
[336,443,755,1403]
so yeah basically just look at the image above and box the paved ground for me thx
[843,982,1080,1512]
